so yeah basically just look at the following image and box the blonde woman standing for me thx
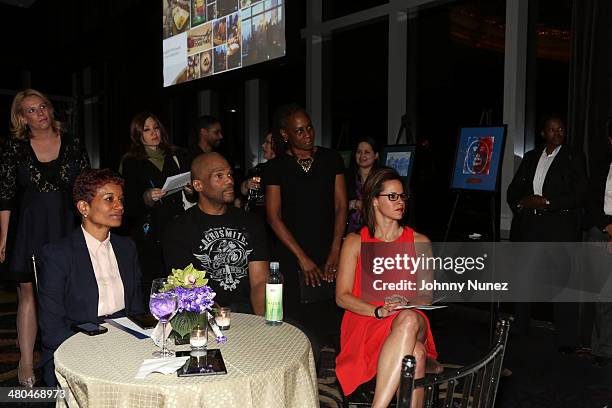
[0,89,89,387]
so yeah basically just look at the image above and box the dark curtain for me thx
[567,0,612,174]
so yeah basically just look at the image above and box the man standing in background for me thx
[185,115,224,165]
[585,127,612,367]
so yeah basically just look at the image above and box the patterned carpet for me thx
[318,346,345,407]
[0,290,37,387]
[0,287,51,408]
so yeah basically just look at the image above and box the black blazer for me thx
[507,145,587,212]
[586,154,612,230]
[37,228,144,383]
[121,153,189,240]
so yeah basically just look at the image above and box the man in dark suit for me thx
[507,116,587,242]
[585,132,612,366]
[37,169,144,386]
[507,116,587,351]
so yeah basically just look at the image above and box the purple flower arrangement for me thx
[172,285,216,314]
[164,264,228,343]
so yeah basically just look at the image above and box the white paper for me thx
[110,317,154,337]
[161,171,191,194]
[206,311,224,339]
[393,305,447,311]
[135,357,189,379]
[150,321,173,347]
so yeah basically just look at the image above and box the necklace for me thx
[296,157,314,173]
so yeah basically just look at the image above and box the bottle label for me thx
[265,283,283,322]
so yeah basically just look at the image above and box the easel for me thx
[395,113,415,145]
[392,114,416,226]
[442,191,497,242]
[443,108,497,242]
[443,109,501,345]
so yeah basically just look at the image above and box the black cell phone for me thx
[128,313,158,330]
[71,322,108,336]
[176,349,228,377]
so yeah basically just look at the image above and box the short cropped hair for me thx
[272,103,308,133]
[271,103,309,154]
[538,114,565,134]
[73,169,124,205]
[195,115,221,132]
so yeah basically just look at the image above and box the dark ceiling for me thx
[0,0,37,8]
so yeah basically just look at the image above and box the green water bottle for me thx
[266,262,283,325]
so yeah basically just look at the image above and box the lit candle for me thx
[215,307,231,330]
[190,325,208,350]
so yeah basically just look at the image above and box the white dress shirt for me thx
[81,226,125,316]
[604,163,612,216]
[533,145,562,196]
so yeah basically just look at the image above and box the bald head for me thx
[191,152,234,208]
[191,152,228,180]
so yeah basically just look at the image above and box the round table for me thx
[54,313,318,407]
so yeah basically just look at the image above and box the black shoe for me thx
[593,355,611,367]
[558,346,578,355]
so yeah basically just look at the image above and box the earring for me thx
[84,214,88,218]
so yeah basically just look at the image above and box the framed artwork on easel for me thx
[381,144,416,185]
[450,126,507,192]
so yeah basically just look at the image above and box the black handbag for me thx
[298,267,336,304]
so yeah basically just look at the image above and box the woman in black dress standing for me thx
[0,89,90,387]
[265,104,347,339]
[120,112,191,293]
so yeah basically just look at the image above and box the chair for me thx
[32,254,39,292]
[398,319,511,408]
[341,356,444,407]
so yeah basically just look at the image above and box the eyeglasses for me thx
[23,104,48,115]
[378,193,409,201]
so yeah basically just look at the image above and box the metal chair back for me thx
[32,254,39,292]
[399,319,510,408]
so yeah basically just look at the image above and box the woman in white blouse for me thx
[38,169,144,386]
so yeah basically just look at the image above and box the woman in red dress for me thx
[335,167,437,408]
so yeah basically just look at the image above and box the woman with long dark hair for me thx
[346,137,380,234]
[0,89,90,387]
[120,112,191,292]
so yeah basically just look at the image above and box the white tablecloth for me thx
[54,313,318,407]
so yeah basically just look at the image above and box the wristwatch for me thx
[374,306,384,320]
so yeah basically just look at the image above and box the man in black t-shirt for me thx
[163,152,269,314]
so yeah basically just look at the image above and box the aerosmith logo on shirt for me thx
[192,227,252,291]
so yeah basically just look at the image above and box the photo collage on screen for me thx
[241,0,285,66]
[163,0,285,86]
